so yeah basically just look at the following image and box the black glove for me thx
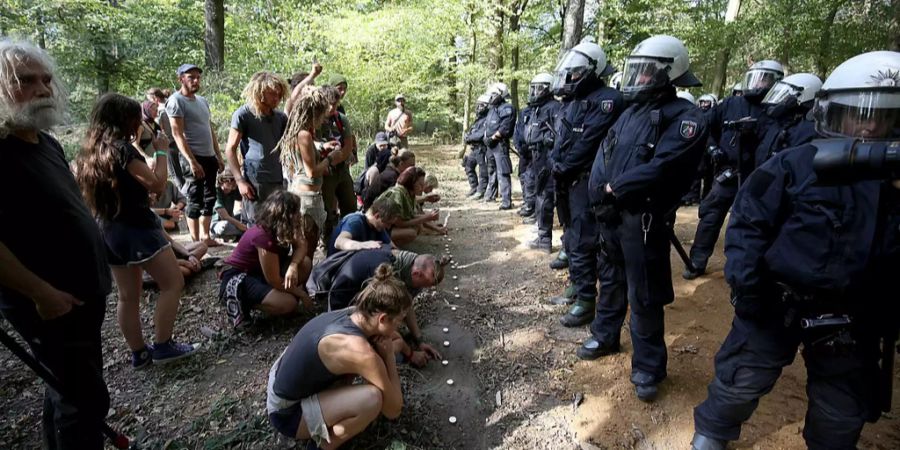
[593,204,619,224]
[483,135,494,147]
[730,285,779,323]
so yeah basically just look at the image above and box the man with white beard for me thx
[0,39,112,449]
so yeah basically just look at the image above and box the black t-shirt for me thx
[110,140,159,228]
[0,133,111,307]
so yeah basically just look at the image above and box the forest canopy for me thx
[1,0,897,142]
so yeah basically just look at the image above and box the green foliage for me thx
[0,0,895,142]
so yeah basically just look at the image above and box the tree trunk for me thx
[561,0,584,53]
[711,0,741,98]
[889,0,900,51]
[815,1,845,77]
[509,0,530,112]
[492,5,505,73]
[462,12,478,146]
[447,36,459,137]
[205,0,225,72]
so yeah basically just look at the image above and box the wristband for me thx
[154,151,168,157]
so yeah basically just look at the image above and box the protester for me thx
[363,149,416,210]
[150,178,186,231]
[305,247,445,366]
[166,63,224,247]
[224,71,289,224]
[376,167,439,246]
[210,168,247,241]
[279,86,340,255]
[417,174,446,235]
[384,94,413,149]
[148,87,183,187]
[134,100,162,156]
[318,82,357,242]
[76,93,197,368]
[219,190,313,328]
[327,196,401,255]
[267,264,407,448]
[0,38,112,449]
[286,61,323,114]
[158,225,208,279]
[364,131,393,172]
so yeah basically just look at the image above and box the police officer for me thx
[677,90,696,103]
[753,73,822,167]
[483,82,517,210]
[514,83,537,219]
[518,73,562,251]
[545,42,623,325]
[463,94,492,199]
[682,93,720,205]
[731,82,743,97]
[581,35,708,402]
[684,60,784,279]
[691,51,900,450]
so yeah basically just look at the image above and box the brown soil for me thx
[1,144,898,449]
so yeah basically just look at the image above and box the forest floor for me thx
[1,143,899,450]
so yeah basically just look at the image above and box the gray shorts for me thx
[296,191,326,232]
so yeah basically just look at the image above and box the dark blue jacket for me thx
[589,91,708,213]
[725,144,900,305]
[550,85,624,182]
[484,102,516,149]
[464,112,488,147]
[706,95,766,177]
[515,99,562,158]
[754,112,818,167]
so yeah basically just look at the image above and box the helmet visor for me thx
[552,50,593,95]
[816,91,900,140]
[762,81,802,105]
[529,83,550,102]
[743,69,781,93]
[622,57,669,98]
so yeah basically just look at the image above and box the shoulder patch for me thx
[680,120,698,139]
[601,99,614,113]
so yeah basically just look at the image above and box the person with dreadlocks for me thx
[279,86,340,255]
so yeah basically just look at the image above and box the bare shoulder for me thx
[319,333,378,374]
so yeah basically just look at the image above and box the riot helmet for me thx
[551,42,615,98]
[732,82,743,96]
[528,73,554,104]
[814,51,900,141]
[621,35,701,103]
[742,60,784,99]
[475,93,490,116]
[676,91,696,104]
[763,73,822,111]
[698,93,718,111]
[486,82,509,106]
[610,71,624,91]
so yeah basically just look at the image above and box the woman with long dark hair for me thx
[75,93,196,369]
[219,190,313,328]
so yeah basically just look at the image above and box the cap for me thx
[374,132,389,145]
[395,94,406,101]
[327,74,348,87]
[176,64,202,76]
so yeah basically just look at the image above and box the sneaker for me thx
[132,346,153,370]
[151,340,198,364]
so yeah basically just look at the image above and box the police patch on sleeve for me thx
[680,120,698,139]
[601,100,614,113]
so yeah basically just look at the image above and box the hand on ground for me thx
[418,343,442,361]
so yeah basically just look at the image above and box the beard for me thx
[15,97,63,130]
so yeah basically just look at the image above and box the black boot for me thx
[576,337,620,360]
[527,237,551,253]
[559,298,594,327]
[682,265,706,280]
[690,434,728,450]
[549,249,569,270]
[631,372,660,402]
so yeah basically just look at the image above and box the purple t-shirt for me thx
[224,225,288,274]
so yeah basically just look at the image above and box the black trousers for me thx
[689,179,738,270]
[1,298,109,450]
[181,154,219,219]
[694,315,880,449]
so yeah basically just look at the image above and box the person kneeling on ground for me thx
[376,166,438,246]
[416,173,446,235]
[150,179,186,231]
[327,196,401,256]
[144,217,209,286]
[306,246,445,367]
[267,263,407,449]
[219,190,313,328]
[210,168,247,242]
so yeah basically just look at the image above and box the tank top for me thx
[289,139,323,187]
[267,308,367,413]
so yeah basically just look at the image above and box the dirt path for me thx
[1,143,898,449]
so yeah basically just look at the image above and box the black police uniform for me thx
[522,98,562,243]
[484,100,517,208]
[550,82,623,312]
[693,143,900,449]
[514,106,536,213]
[464,110,491,196]
[688,95,766,272]
[588,89,708,387]
[753,106,818,168]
